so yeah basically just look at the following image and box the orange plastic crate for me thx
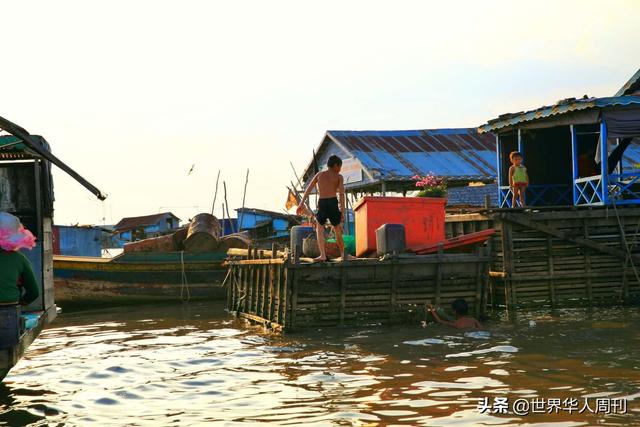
[353,196,446,257]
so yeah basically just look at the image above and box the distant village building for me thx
[299,128,498,207]
[235,208,298,241]
[219,218,239,236]
[113,212,181,244]
[53,225,106,257]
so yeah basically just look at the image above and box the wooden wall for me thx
[227,249,490,332]
[448,207,640,308]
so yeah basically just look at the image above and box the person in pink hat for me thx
[0,212,40,348]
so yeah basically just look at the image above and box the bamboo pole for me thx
[211,169,221,215]
[290,161,303,190]
[221,202,226,236]
[239,169,249,233]
[223,181,235,234]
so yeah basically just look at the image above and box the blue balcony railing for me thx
[499,184,572,208]
[574,175,604,205]
[608,172,640,205]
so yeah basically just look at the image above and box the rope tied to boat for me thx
[180,250,191,303]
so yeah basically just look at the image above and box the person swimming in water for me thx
[428,299,482,329]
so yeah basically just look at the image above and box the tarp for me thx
[603,107,640,138]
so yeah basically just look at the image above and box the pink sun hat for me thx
[0,212,36,251]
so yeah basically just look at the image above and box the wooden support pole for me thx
[223,181,235,234]
[474,245,483,317]
[227,265,234,311]
[620,215,630,302]
[339,256,348,326]
[583,219,593,304]
[546,234,557,308]
[211,169,221,215]
[261,264,267,317]
[502,221,516,309]
[390,257,398,315]
[268,264,275,321]
[238,169,249,233]
[435,244,443,305]
[290,268,298,331]
[274,264,282,324]
[281,263,288,327]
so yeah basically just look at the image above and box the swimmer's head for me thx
[451,298,469,317]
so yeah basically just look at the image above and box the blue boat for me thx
[0,116,105,379]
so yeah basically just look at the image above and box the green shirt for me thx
[512,165,528,183]
[0,250,40,305]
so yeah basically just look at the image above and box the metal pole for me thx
[570,125,578,205]
[600,120,609,205]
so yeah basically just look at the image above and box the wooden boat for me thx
[53,251,228,307]
[0,115,105,379]
[408,229,496,255]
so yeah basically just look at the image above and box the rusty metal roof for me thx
[616,68,640,96]
[479,96,640,133]
[114,212,180,232]
[311,128,496,184]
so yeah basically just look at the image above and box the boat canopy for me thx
[0,115,106,200]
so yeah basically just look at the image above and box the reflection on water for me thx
[1,302,639,425]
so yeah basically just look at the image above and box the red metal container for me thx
[354,196,446,257]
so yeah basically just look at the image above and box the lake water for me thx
[1,302,639,426]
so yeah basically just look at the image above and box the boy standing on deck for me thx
[509,151,528,208]
[297,155,354,262]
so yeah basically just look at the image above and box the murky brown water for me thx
[1,302,639,426]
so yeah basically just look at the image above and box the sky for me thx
[2,0,640,225]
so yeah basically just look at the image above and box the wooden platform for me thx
[225,247,491,332]
[446,205,640,309]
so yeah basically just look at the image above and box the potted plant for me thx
[413,174,447,198]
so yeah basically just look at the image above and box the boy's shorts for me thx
[316,197,341,226]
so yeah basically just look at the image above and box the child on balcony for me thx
[509,151,528,207]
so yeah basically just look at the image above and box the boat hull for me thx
[53,252,228,307]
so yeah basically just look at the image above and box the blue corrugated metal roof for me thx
[622,140,640,168]
[321,128,496,182]
[479,96,640,133]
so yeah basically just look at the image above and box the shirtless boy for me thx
[297,155,353,262]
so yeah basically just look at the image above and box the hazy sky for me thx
[3,0,639,225]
